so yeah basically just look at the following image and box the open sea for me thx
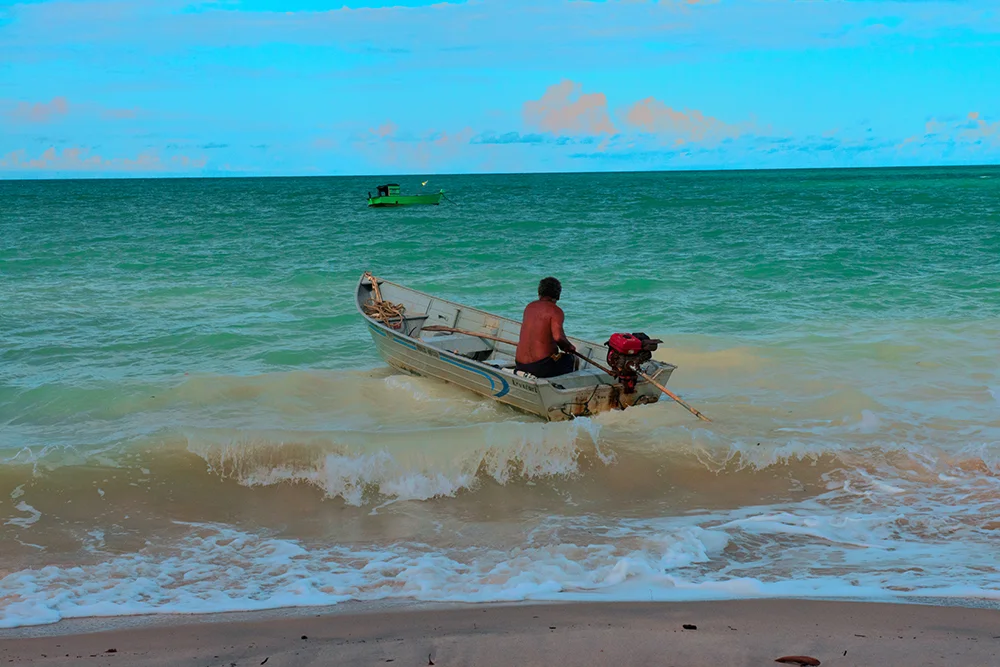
[1,167,999,628]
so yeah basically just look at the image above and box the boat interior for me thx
[418,329,617,391]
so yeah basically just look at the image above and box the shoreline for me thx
[5,594,1000,639]
[3,599,1000,666]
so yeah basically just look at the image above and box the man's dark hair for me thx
[538,277,562,300]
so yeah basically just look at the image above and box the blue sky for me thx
[1,0,998,177]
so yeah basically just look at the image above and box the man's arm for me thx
[550,307,576,353]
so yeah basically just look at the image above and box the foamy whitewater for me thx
[2,169,999,628]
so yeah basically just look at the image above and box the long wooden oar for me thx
[422,325,517,346]
[425,326,610,374]
[637,368,711,422]
[423,325,710,422]
[566,349,710,422]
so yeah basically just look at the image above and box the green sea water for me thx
[3,168,999,384]
[1,167,999,628]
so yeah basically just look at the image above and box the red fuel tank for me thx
[607,332,644,355]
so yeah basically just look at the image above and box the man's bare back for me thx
[514,277,576,378]
[516,299,568,364]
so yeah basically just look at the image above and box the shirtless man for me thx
[515,277,577,378]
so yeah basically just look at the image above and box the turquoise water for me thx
[2,167,999,627]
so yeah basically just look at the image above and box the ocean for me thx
[1,167,999,628]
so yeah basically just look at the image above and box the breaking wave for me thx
[3,343,999,628]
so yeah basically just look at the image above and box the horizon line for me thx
[1,162,998,184]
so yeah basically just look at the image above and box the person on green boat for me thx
[515,277,577,378]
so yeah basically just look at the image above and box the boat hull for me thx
[367,192,443,207]
[357,274,676,421]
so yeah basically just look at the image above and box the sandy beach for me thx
[2,599,999,666]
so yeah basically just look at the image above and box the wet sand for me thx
[2,599,999,666]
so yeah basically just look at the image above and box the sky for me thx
[1,0,999,178]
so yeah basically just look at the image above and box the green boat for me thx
[367,183,443,207]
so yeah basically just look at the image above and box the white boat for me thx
[356,272,677,421]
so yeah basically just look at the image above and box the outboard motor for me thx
[605,332,662,394]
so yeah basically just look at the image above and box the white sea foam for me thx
[3,503,999,629]
[5,502,41,528]
[185,419,604,505]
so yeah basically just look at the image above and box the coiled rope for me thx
[362,271,406,329]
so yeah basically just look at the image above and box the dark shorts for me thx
[515,353,575,378]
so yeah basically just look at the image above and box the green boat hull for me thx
[367,191,443,207]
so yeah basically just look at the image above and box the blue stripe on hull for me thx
[440,355,510,398]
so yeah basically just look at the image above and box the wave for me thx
[3,403,999,515]
[184,418,604,505]
[3,360,999,629]
[4,501,1000,629]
